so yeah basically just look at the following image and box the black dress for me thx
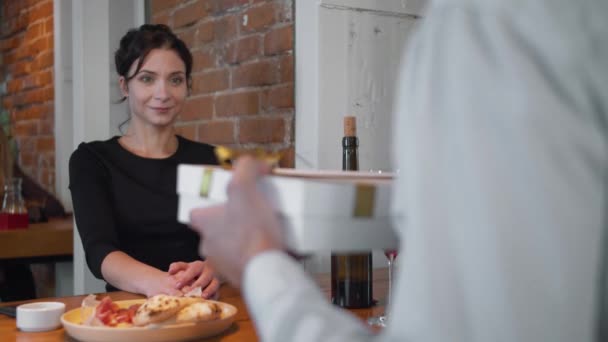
[68,135,218,291]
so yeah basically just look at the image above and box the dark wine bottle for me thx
[330,116,373,308]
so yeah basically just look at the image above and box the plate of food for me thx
[61,294,237,342]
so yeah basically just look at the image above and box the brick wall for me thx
[150,0,295,167]
[0,0,55,191]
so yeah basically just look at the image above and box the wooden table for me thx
[0,269,389,341]
[0,217,73,264]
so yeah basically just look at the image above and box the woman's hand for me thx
[144,273,184,298]
[168,260,220,299]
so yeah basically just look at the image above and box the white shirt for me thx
[243,1,608,341]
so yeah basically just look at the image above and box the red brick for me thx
[192,69,229,94]
[175,124,197,140]
[3,51,16,64]
[151,12,170,26]
[28,36,48,55]
[150,0,181,13]
[174,1,208,28]
[24,22,43,41]
[278,54,293,82]
[216,91,259,117]
[43,87,54,101]
[16,44,33,60]
[39,119,54,135]
[262,84,293,110]
[192,50,215,71]
[29,1,53,23]
[239,117,285,143]
[36,136,54,152]
[264,24,293,55]
[7,79,23,94]
[5,1,23,18]
[241,3,276,33]
[37,50,53,69]
[232,60,278,88]
[218,0,249,12]
[44,17,53,34]
[12,121,39,136]
[21,74,36,90]
[0,36,20,52]
[181,95,214,121]
[196,21,215,45]
[36,70,53,86]
[201,0,219,14]
[2,97,13,108]
[12,93,26,106]
[26,0,42,7]
[16,15,29,32]
[46,33,54,50]
[3,16,27,36]
[176,27,196,48]
[6,62,24,78]
[20,153,35,168]
[214,15,238,42]
[15,105,44,120]
[226,36,260,64]
[24,88,45,104]
[198,121,235,145]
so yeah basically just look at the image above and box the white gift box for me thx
[177,164,399,253]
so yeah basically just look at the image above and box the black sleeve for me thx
[68,144,119,279]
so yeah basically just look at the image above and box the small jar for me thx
[0,177,29,230]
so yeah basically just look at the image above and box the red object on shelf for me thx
[0,212,29,230]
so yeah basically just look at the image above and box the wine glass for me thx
[367,249,398,327]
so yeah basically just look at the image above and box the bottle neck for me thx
[342,136,359,171]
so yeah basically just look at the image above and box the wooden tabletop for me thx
[0,269,389,341]
[0,217,73,262]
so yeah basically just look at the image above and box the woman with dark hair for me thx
[69,24,220,298]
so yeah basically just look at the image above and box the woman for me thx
[69,24,220,298]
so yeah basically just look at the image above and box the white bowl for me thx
[16,301,66,332]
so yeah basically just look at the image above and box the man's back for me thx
[390,0,608,341]
[239,1,608,341]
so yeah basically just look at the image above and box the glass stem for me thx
[387,255,394,308]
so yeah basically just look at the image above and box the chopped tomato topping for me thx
[94,296,142,327]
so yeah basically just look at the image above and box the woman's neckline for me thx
[113,135,182,160]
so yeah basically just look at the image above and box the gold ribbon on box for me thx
[199,168,214,198]
[215,146,282,169]
[353,184,375,217]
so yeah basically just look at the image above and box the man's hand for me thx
[189,156,285,287]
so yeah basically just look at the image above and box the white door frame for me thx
[54,0,145,296]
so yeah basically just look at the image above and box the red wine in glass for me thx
[384,250,398,260]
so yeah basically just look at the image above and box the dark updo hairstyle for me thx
[114,24,193,102]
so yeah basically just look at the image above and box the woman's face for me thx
[119,48,188,129]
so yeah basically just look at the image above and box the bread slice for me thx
[176,301,222,323]
[132,295,203,326]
